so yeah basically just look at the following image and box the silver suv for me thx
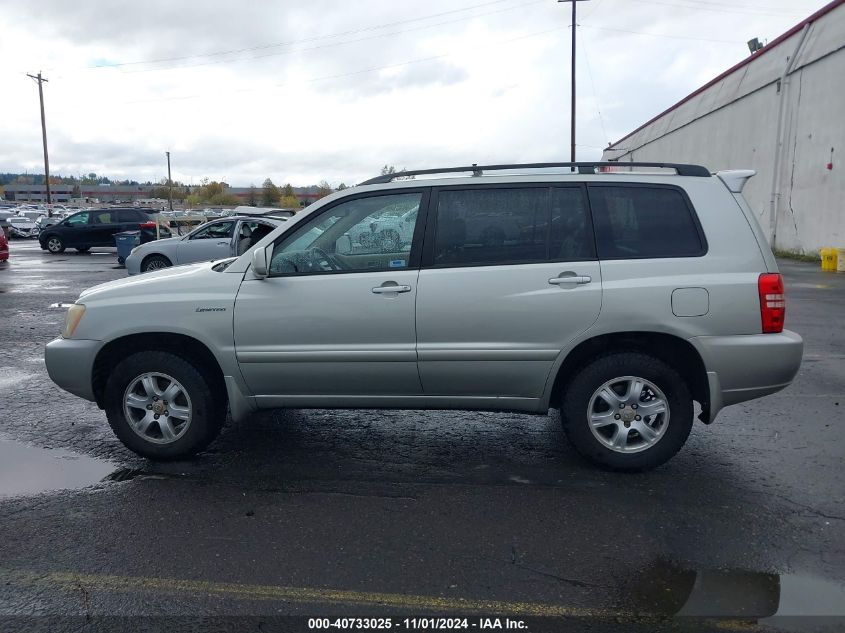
[45,162,803,471]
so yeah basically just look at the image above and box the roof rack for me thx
[359,161,710,185]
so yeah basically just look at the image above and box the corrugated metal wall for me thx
[602,1,845,254]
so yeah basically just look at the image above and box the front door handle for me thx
[549,273,592,286]
[372,283,412,294]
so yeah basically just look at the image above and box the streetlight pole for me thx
[27,71,52,215]
[165,151,173,212]
[558,0,588,167]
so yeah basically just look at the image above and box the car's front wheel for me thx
[560,352,693,471]
[141,254,172,272]
[104,351,226,460]
[46,236,65,253]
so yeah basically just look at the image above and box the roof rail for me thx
[359,161,711,185]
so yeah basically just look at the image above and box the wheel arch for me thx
[140,252,173,270]
[548,331,711,422]
[92,332,225,409]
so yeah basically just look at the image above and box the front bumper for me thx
[125,251,142,275]
[691,329,803,420]
[45,337,102,402]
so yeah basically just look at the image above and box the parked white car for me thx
[125,216,285,274]
[7,216,39,238]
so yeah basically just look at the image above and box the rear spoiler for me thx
[716,170,756,193]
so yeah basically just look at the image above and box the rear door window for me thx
[432,188,547,266]
[90,210,115,225]
[587,185,705,259]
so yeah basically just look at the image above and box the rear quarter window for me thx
[588,185,706,259]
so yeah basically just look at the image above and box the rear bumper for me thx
[45,337,102,402]
[691,330,803,420]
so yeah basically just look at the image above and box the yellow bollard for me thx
[820,247,837,271]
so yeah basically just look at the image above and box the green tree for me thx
[184,180,238,207]
[381,165,396,176]
[282,183,295,198]
[279,195,300,209]
[337,183,348,191]
[262,178,281,206]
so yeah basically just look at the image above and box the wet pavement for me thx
[0,240,843,631]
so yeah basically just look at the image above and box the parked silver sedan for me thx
[125,216,284,275]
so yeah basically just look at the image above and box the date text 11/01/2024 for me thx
[307,618,529,630]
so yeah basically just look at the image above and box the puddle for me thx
[0,439,116,498]
[628,560,845,625]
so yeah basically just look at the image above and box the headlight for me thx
[62,304,86,339]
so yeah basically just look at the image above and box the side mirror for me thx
[252,245,270,279]
[335,234,353,255]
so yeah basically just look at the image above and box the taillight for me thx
[758,273,785,333]
[139,221,156,229]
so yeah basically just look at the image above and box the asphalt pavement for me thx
[0,239,843,632]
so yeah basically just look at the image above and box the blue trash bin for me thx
[114,231,140,266]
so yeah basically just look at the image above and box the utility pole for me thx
[558,0,588,167]
[27,71,52,215]
[165,151,173,212]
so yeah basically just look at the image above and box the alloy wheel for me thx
[587,375,670,453]
[123,372,193,444]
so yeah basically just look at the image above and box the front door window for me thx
[268,193,423,275]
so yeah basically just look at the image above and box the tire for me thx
[104,351,226,460]
[76,246,90,253]
[141,254,172,272]
[45,236,65,253]
[560,352,693,472]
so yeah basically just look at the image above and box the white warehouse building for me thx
[602,0,845,255]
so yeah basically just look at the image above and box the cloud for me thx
[0,0,828,185]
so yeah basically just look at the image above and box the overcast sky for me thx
[0,0,830,186]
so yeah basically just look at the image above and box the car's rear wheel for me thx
[104,351,226,460]
[560,352,693,471]
[46,236,65,253]
[141,254,172,272]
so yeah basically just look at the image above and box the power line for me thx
[118,0,546,74]
[580,23,744,44]
[632,0,804,17]
[654,0,801,13]
[578,34,609,148]
[120,24,568,106]
[80,0,521,71]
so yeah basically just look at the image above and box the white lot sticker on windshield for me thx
[389,259,406,268]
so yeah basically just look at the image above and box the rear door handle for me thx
[372,284,412,294]
[549,274,592,285]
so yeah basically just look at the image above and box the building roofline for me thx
[607,0,845,150]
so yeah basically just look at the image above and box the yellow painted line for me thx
[0,568,765,630]
[3,568,612,617]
